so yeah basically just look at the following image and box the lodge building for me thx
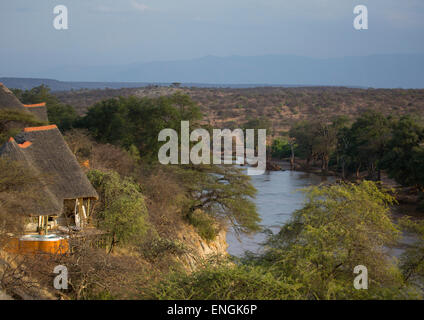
[0,83,99,254]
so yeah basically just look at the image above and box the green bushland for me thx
[149,181,423,300]
[283,111,424,188]
[87,169,149,252]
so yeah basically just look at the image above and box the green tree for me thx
[383,115,424,189]
[338,111,391,180]
[87,169,149,252]
[289,119,342,172]
[78,93,202,160]
[149,181,420,299]
[258,181,411,299]
[173,164,260,235]
[271,137,293,159]
[289,120,315,166]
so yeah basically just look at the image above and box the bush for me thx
[87,169,149,251]
[187,209,219,241]
[147,263,302,300]
[271,137,293,159]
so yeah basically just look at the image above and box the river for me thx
[227,169,335,257]
[226,168,418,258]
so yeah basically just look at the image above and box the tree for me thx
[47,104,79,131]
[78,93,202,160]
[149,182,420,300]
[259,181,410,299]
[271,137,293,159]
[289,120,315,166]
[87,169,149,252]
[383,115,424,189]
[338,111,391,180]
[173,164,260,235]
[289,119,342,172]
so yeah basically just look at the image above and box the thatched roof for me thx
[0,138,63,216]
[0,82,25,110]
[23,103,48,122]
[0,83,48,122]
[0,125,98,216]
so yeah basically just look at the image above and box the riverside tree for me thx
[383,115,424,189]
[151,181,421,299]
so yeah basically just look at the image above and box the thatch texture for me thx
[0,138,63,216]
[0,83,48,122]
[23,103,48,122]
[0,125,98,216]
[0,83,25,111]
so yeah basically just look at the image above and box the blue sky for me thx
[1,0,424,77]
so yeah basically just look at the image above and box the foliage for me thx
[79,94,260,235]
[338,111,391,180]
[271,137,293,159]
[289,118,343,171]
[174,164,260,235]
[77,93,202,160]
[187,209,219,241]
[150,181,422,300]
[87,169,148,251]
[140,237,187,261]
[148,263,303,300]
[398,217,424,286]
[258,181,411,299]
[383,116,424,188]
[47,103,79,131]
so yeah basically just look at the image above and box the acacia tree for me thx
[149,181,421,299]
[167,164,260,235]
[260,181,412,299]
[87,169,149,252]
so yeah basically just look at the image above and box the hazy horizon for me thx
[1,1,424,87]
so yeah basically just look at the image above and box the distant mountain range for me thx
[2,54,424,89]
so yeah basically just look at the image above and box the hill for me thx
[3,53,424,88]
[52,86,424,137]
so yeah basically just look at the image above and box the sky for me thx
[1,0,424,78]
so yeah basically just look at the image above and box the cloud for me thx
[131,0,149,12]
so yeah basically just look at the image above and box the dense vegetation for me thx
[149,182,422,299]
[2,85,424,300]
[271,111,424,190]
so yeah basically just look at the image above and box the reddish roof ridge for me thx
[8,137,15,142]
[18,141,32,149]
[23,102,46,108]
[24,125,58,132]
